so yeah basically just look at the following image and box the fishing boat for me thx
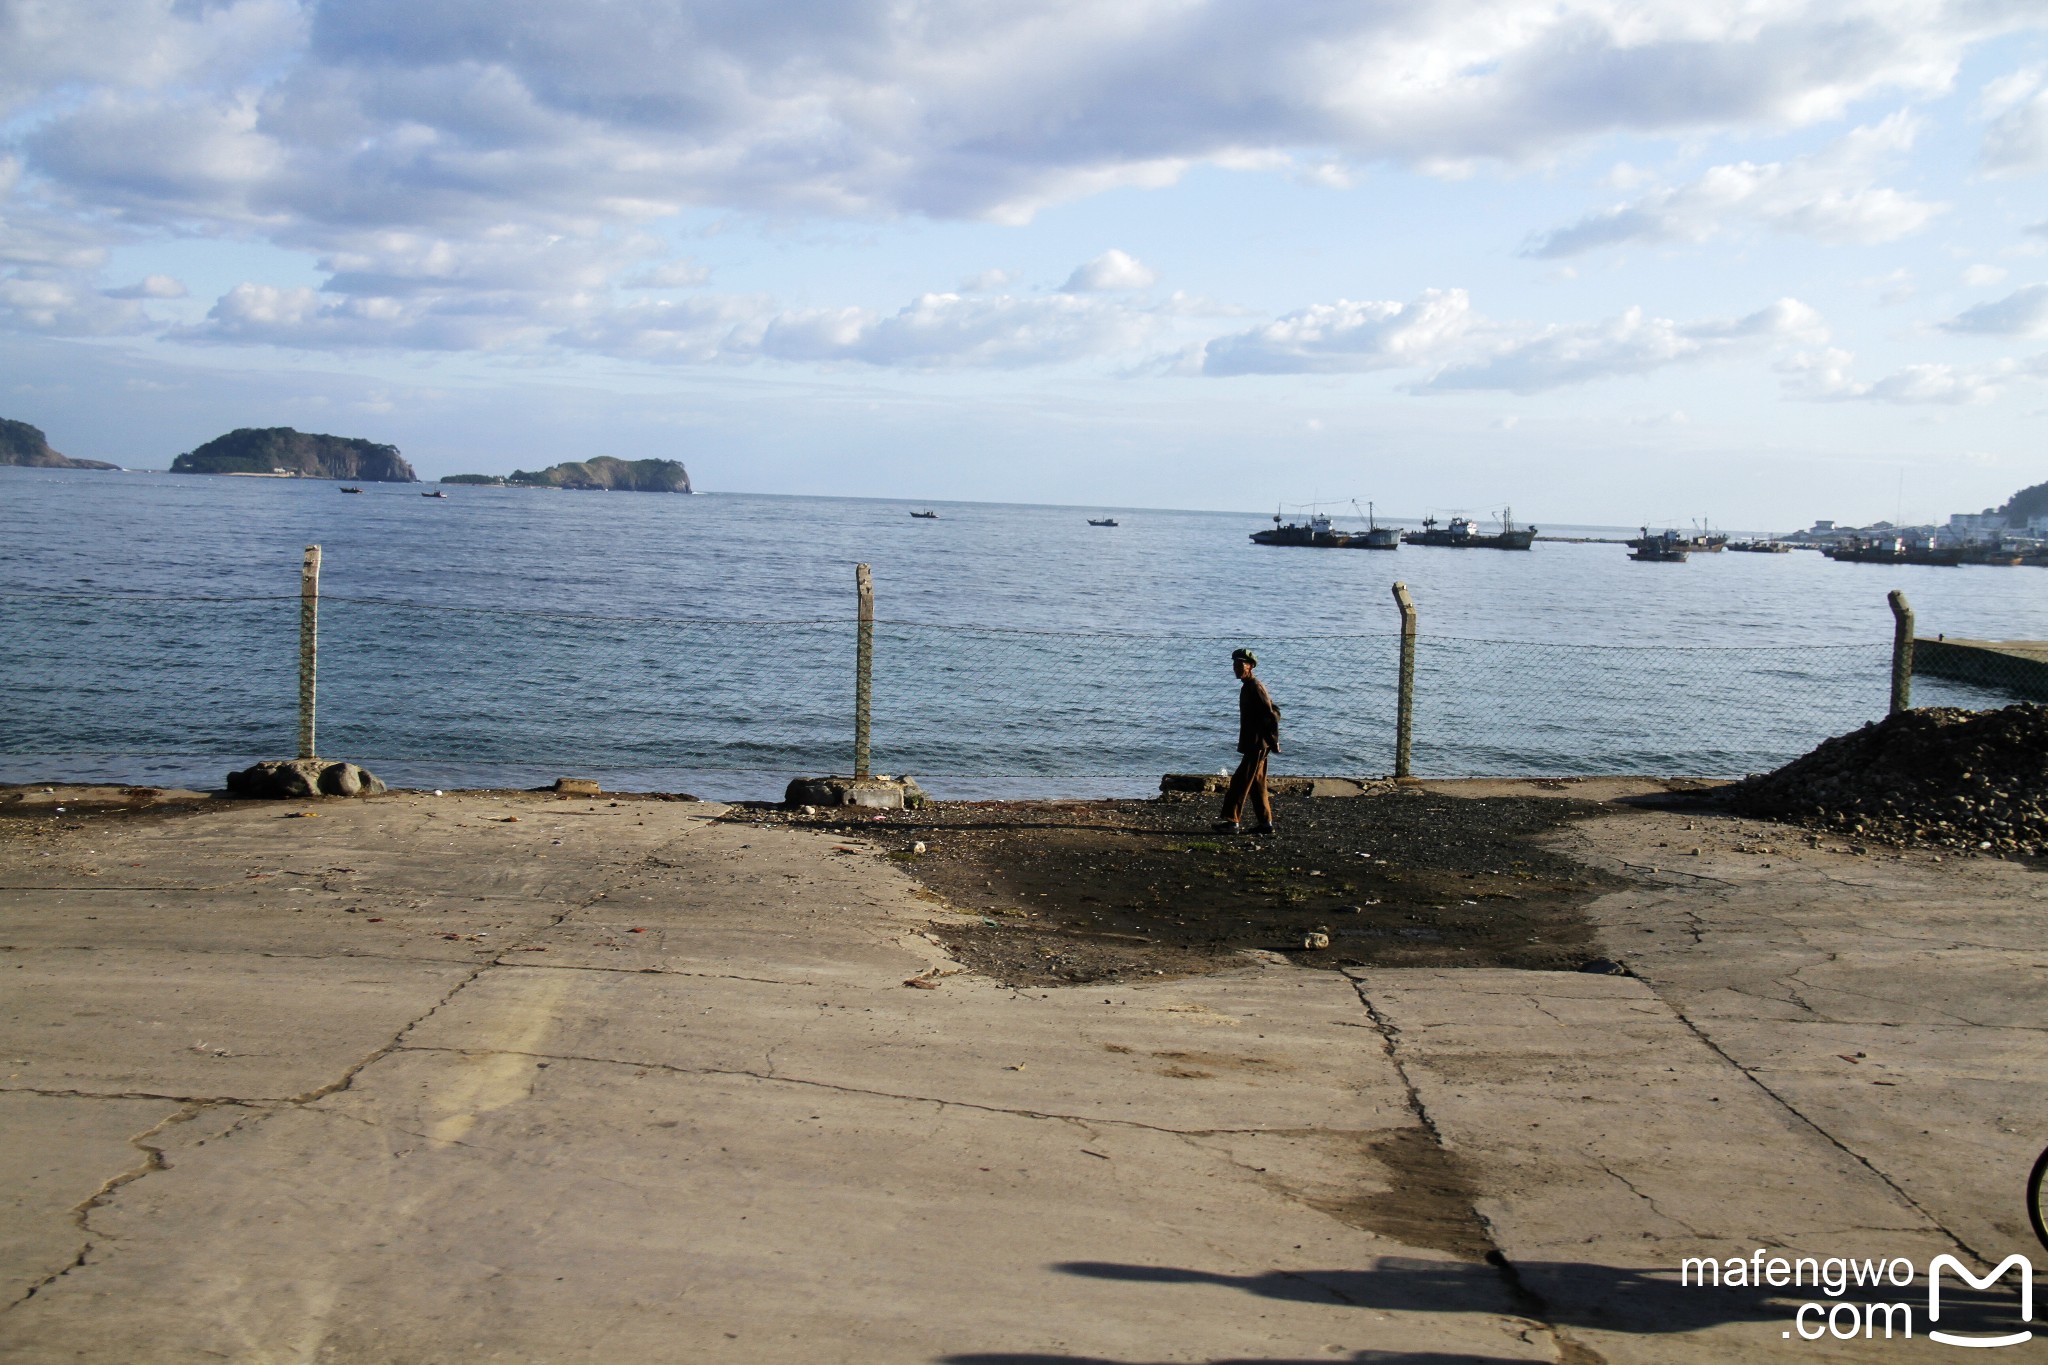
[339,486,363,494]
[1251,499,1404,549]
[909,510,938,519]
[1726,540,1790,553]
[1628,528,1690,562]
[1251,510,1346,547]
[422,490,448,499]
[1350,501,1399,550]
[1088,517,1118,527]
[1403,508,1535,550]
[1823,535,1962,567]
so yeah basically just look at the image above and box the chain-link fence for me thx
[0,580,2024,796]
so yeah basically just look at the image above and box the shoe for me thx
[1211,821,1241,835]
[1248,823,1276,836]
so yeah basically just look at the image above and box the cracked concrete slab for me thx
[2,784,2041,1362]
[0,1092,183,1306]
[1563,806,2048,1271]
[0,792,1547,1364]
[1347,967,1960,1362]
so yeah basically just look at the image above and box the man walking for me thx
[1218,647,1280,836]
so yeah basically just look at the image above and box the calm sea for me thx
[4,466,2044,798]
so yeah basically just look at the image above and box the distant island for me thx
[0,418,118,470]
[170,427,417,482]
[441,457,692,493]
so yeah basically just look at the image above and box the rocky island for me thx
[170,427,417,482]
[442,457,691,492]
[0,418,118,470]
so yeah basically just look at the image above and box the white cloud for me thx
[1199,289,1474,375]
[1061,250,1157,293]
[1980,66,2048,175]
[184,282,554,352]
[0,0,2031,370]
[1782,348,2019,404]
[1963,264,2008,287]
[7,0,2029,240]
[189,276,1175,371]
[0,272,149,335]
[620,261,710,289]
[1526,113,1942,257]
[959,268,1015,293]
[0,0,305,118]
[1420,299,1824,393]
[1941,283,2048,337]
[1864,267,1915,304]
[104,273,187,299]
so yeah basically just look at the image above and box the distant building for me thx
[1947,510,2010,545]
[1811,520,1835,532]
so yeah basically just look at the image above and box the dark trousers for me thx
[1222,746,1272,826]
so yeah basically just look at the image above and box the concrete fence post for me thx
[855,563,874,778]
[298,545,321,760]
[1391,581,1417,780]
[1888,589,1914,715]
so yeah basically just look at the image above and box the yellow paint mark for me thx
[428,970,572,1146]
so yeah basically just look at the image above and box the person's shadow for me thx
[938,1254,2026,1364]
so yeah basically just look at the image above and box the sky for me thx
[4,1,2048,529]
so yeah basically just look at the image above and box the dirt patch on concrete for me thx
[1298,1126,1496,1261]
[733,793,1626,986]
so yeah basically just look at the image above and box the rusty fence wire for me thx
[0,591,2023,794]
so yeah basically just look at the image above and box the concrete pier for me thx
[1912,636,2048,701]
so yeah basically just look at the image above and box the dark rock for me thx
[1577,958,1630,975]
[784,775,927,810]
[171,428,416,482]
[226,759,388,799]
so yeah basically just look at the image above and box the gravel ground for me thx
[726,791,1626,987]
[1714,702,2048,857]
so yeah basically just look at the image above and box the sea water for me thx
[4,466,2045,798]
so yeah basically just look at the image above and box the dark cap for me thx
[1231,648,1257,666]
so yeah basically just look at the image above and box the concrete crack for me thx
[4,1100,218,1313]
[391,1043,1290,1138]
[487,959,817,987]
[1346,979,1607,1365]
[1595,1161,1705,1237]
[1659,1006,1981,1264]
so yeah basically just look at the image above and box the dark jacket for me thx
[1237,675,1280,754]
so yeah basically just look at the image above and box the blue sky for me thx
[4,1,2047,528]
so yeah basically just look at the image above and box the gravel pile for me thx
[1720,703,2048,856]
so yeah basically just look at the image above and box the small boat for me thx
[1403,508,1536,550]
[339,486,363,494]
[1088,518,1118,527]
[1628,528,1690,562]
[422,490,448,499]
[910,510,938,519]
[1726,540,1790,553]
